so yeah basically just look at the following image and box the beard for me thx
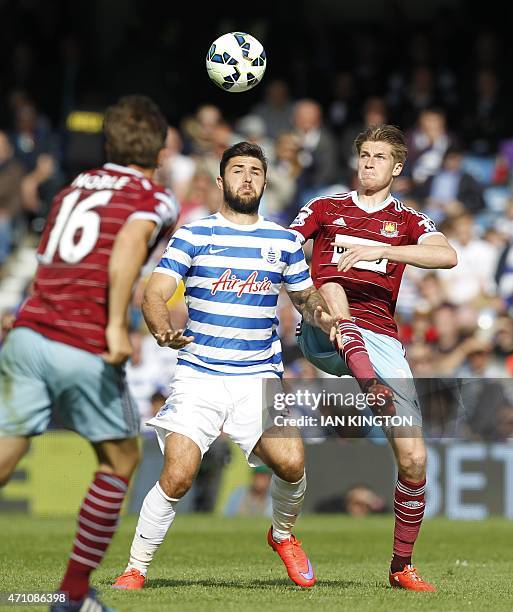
[223,183,263,215]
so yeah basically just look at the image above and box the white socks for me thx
[271,472,306,542]
[127,482,177,576]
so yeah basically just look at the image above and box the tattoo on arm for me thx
[288,286,328,325]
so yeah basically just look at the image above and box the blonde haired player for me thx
[291,124,457,591]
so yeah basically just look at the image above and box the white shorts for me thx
[146,371,273,467]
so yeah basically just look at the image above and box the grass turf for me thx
[1,514,512,611]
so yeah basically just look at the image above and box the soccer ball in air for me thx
[206,32,266,93]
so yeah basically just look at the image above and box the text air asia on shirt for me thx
[289,191,441,339]
[15,163,179,353]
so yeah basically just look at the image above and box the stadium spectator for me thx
[251,78,294,139]
[9,98,63,224]
[263,132,302,223]
[495,240,513,313]
[419,146,486,223]
[432,303,465,355]
[327,71,359,136]
[407,343,437,377]
[180,104,222,156]
[461,68,509,155]
[234,114,273,158]
[437,212,499,305]
[338,96,388,187]
[404,108,455,195]
[223,465,272,517]
[125,329,177,429]
[155,126,196,203]
[292,99,339,199]
[198,120,239,182]
[314,483,388,515]
[0,131,24,264]
[397,66,442,130]
[436,335,506,377]
[176,169,222,224]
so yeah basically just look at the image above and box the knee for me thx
[159,470,194,499]
[271,452,304,483]
[397,451,426,480]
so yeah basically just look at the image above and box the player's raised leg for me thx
[58,438,140,601]
[113,433,201,590]
[388,433,435,591]
[319,283,394,415]
[252,430,315,588]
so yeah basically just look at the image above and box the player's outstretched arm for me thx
[104,219,156,365]
[287,285,336,338]
[333,234,457,272]
[142,272,194,349]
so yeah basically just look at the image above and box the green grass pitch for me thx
[1,514,512,611]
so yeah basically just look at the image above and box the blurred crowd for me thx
[1,16,513,446]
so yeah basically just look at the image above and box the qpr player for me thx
[112,142,336,591]
[290,124,457,592]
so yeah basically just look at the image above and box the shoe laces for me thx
[403,565,421,580]
[290,536,305,559]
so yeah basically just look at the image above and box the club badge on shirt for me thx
[380,221,399,238]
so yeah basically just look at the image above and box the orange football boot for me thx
[267,527,316,587]
[112,568,146,590]
[389,565,436,592]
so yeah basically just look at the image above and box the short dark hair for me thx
[103,95,167,168]
[219,141,268,177]
[354,124,408,165]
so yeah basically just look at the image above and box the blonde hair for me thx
[354,124,408,164]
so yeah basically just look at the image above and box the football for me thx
[206,32,266,93]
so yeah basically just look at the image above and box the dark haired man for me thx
[0,95,179,611]
[112,142,335,591]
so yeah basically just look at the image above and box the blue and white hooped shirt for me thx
[154,212,313,377]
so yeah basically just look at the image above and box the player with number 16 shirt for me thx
[15,161,177,353]
[0,95,178,612]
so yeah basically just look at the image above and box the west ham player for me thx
[290,125,457,591]
[112,142,334,591]
[0,96,179,611]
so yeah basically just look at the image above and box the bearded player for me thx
[290,124,457,592]
[112,141,335,592]
[0,95,179,611]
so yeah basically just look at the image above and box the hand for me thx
[102,324,133,365]
[35,154,55,180]
[154,328,195,349]
[313,305,337,338]
[331,242,387,272]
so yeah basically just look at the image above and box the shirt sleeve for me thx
[153,226,194,283]
[282,237,314,292]
[405,209,444,245]
[127,189,180,246]
[288,197,322,243]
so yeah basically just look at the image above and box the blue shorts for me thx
[0,327,139,441]
[296,322,422,427]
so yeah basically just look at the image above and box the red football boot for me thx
[389,565,436,592]
[267,527,316,588]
